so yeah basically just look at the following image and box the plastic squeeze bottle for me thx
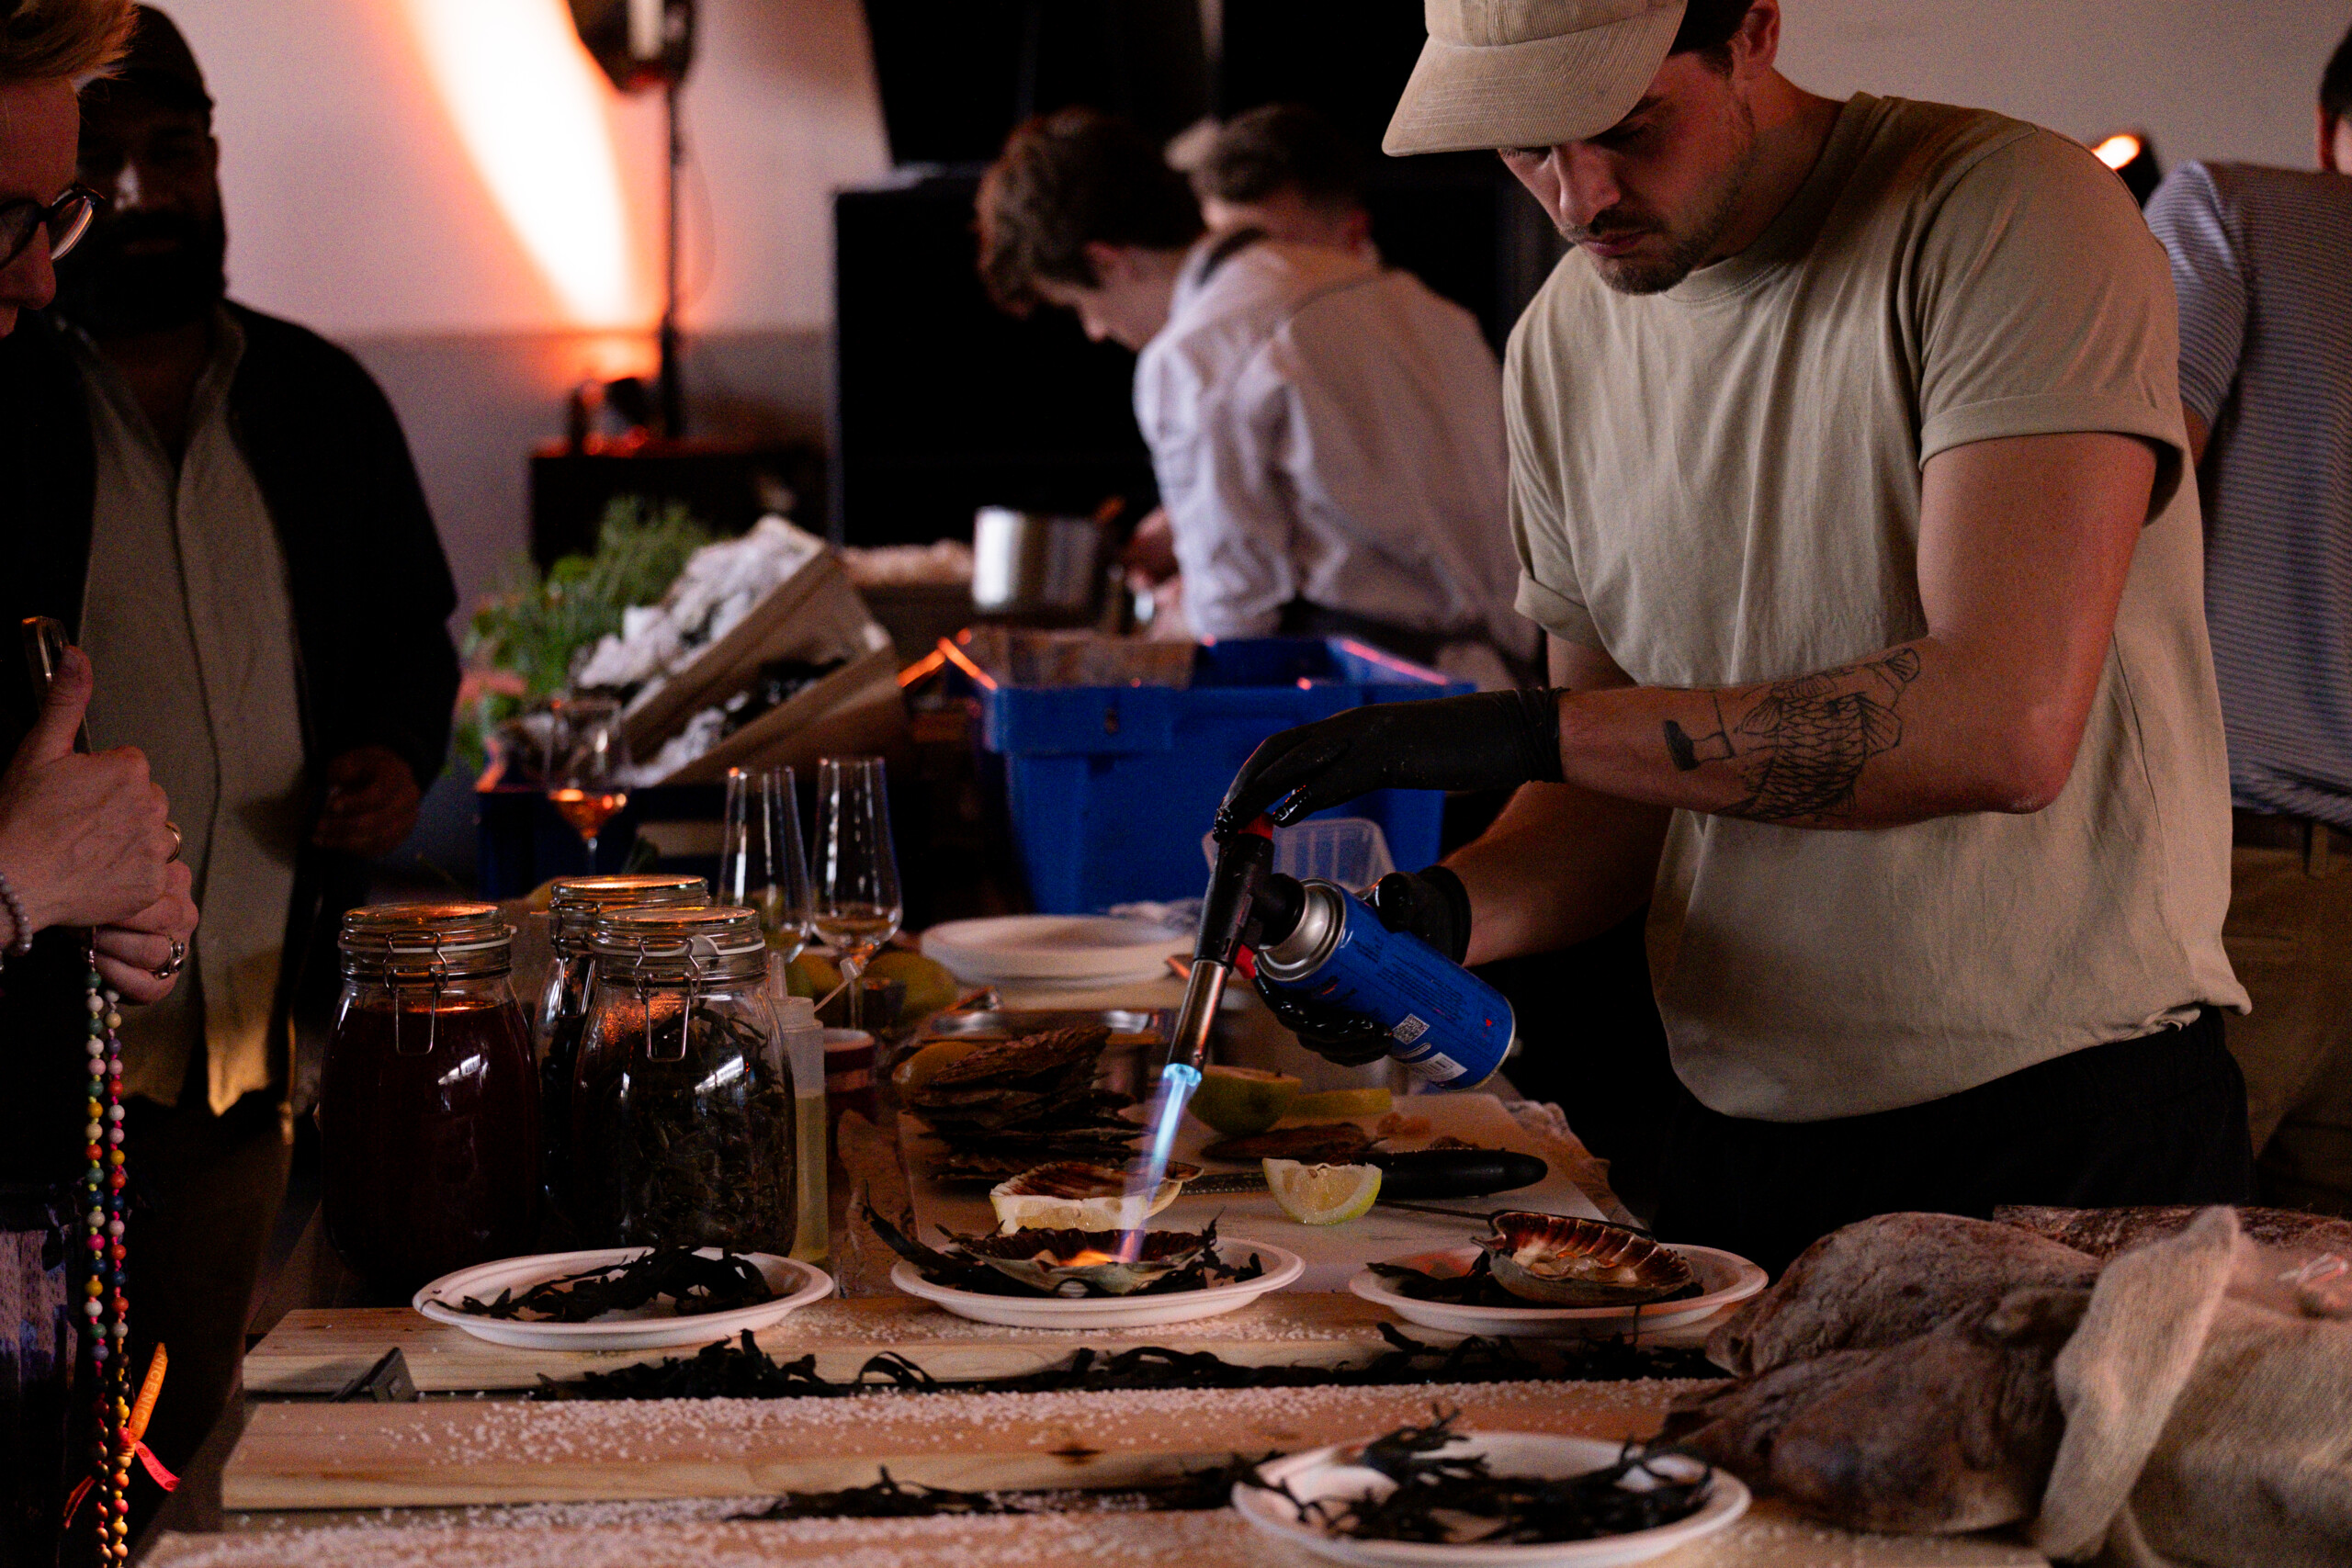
[771,981,830,1265]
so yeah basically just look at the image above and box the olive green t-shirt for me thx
[1506,94,2245,1122]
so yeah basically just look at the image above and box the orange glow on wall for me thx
[401,0,646,328]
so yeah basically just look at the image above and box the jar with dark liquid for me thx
[320,904,539,1293]
[537,874,707,1231]
[572,906,796,1254]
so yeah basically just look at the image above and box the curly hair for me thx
[1195,103,1363,214]
[977,107,1204,314]
[0,0,133,85]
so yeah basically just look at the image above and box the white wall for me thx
[171,0,889,336]
[1779,1,2350,173]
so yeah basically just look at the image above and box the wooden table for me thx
[158,1296,2048,1566]
[152,1506,2050,1568]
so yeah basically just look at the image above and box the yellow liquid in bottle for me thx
[791,1093,829,1264]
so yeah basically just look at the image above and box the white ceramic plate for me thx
[921,915,1189,985]
[888,1236,1304,1327]
[414,1247,832,1351]
[1232,1430,1748,1567]
[1348,1245,1766,1342]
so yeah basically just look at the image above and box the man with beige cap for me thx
[1221,0,2253,1271]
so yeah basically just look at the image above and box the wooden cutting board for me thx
[151,1506,2052,1568]
[220,1377,1713,1510]
[242,1295,1418,1395]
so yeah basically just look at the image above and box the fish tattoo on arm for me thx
[1662,649,1923,822]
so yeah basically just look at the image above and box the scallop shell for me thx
[1478,1212,1697,1306]
[989,1160,1200,1234]
[948,1224,1211,1297]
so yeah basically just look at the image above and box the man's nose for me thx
[0,242,58,313]
[1554,144,1623,231]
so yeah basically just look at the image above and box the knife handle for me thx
[1370,1149,1548,1200]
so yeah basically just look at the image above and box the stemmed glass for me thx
[545,695,631,871]
[719,766,812,962]
[811,755,901,1030]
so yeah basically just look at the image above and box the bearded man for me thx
[0,5,458,1474]
[1219,0,2254,1272]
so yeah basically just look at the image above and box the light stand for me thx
[660,76,684,437]
[570,0,698,435]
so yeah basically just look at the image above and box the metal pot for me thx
[971,507,1104,620]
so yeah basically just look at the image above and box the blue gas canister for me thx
[1252,881,1516,1088]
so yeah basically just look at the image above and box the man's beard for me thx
[1569,98,1760,297]
[51,210,228,336]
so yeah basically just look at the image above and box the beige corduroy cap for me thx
[1383,0,1690,156]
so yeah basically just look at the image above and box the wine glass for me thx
[719,766,812,963]
[811,755,901,1030]
[545,695,631,871]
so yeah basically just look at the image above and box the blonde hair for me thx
[0,0,134,86]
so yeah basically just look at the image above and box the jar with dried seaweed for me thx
[537,874,708,1226]
[321,903,539,1293]
[573,906,797,1254]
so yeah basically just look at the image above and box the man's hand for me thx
[91,863,198,1004]
[1249,865,1472,1066]
[1121,506,1181,587]
[0,647,178,934]
[312,745,422,859]
[1216,689,1565,833]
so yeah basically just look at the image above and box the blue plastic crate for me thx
[978,637,1471,913]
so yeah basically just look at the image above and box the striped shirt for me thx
[2147,162,2352,830]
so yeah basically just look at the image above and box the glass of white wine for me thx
[545,695,631,871]
[812,755,901,1030]
[719,766,812,961]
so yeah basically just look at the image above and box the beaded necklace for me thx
[80,953,131,1562]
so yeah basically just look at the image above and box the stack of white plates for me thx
[921,914,1188,988]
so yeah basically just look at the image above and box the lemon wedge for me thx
[1264,1158,1383,1225]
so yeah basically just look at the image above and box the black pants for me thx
[1654,1008,2257,1277]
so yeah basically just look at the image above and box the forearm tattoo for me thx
[1662,649,1923,821]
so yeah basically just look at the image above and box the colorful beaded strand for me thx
[81,964,130,1562]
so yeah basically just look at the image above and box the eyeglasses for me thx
[0,185,106,271]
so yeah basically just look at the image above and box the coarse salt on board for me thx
[223,1379,1719,1510]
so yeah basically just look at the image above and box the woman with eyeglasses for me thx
[0,5,202,1564]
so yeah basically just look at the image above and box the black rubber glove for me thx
[1250,865,1476,1066]
[1216,689,1565,834]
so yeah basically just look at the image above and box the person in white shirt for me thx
[976,107,1538,681]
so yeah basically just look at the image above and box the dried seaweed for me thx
[748,1459,1268,1518]
[862,1202,1266,1299]
[573,1001,796,1253]
[530,1323,1721,1401]
[1245,1408,1716,1544]
[459,1247,775,1322]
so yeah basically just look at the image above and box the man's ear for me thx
[2320,105,2342,174]
[1342,209,1374,253]
[1734,0,1782,76]
[1082,240,1133,287]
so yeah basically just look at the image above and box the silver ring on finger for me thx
[164,820,183,861]
[153,938,187,980]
